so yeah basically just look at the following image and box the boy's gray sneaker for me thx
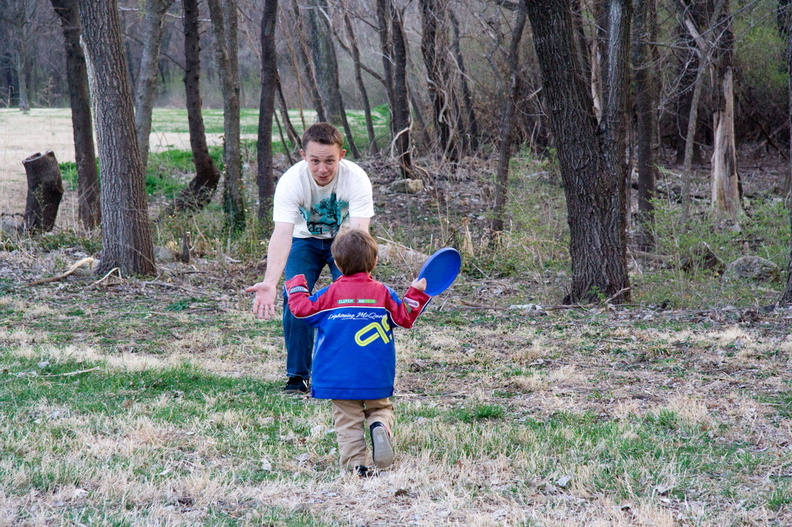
[370,422,394,469]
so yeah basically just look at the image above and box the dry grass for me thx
[2,110,791,526]
[3,269,788,526]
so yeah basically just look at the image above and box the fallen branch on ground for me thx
[25,257,95,286]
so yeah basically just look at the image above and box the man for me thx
[246,123,374,393]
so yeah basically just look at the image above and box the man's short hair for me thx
[332,229,377,275]
[302,122,344,149]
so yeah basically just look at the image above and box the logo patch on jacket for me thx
[288,285,309,295]
[355,315,392,346]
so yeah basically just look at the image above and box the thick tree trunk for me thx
[632,0,657,251]
[491,3,527,236]
[257,0,278,221]
[391,4,414,177]
[162,0,220,217]
[207,0,245,235]
[134,0,175,167]
[78,0,156,276]
[22,151,64,234]
[50,0,100,230]
[599,0,632,298]
[526,0,631,304]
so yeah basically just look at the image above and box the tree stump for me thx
[22,151,64,234]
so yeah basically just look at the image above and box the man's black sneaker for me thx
[370,422,394,469]
[283,376,308,394]
[354,465,373,478]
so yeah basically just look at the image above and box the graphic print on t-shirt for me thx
[299,193,350,236]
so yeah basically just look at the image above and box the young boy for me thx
[284,230,430,476]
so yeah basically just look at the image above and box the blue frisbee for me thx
[417,248,462,296]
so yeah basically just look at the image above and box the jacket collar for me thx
[337,272,373,282]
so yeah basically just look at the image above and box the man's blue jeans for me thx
[282,237,341,379]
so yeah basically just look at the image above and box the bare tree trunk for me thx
[781,0,792,305]
[305,0,359,157]
[79,0,156,276]
[599,0,633,302]
[134,0,175,167]
[420,0,458,161]
[3,0,33,111]
[343,6,378,156]
[526,0,631,304]
[375,0,394,121]
[709,0,740,216]
[491,3,527,236]
[449,11,478,154]
[207,0,245,235]
[292,2,325,123]
[632,0,657,251]
[376,0,414,178]
[783,208,792,304]
[162,0,220,217]
[17,37,30,111]
[391,3,414,177]
[257,0,278,221]
[50,0,100,230]
[673,1,706,166]
[680,0,724,221]
[282,10,308,131]
[22,151,64,234]
[680,52,707,222]
[306,0,342,124]
[276,78,300,153]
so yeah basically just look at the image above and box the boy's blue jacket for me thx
[285,272,430,400]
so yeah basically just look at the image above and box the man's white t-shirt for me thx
[272,159,374,239]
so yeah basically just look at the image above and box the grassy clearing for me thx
[1,108,791,525]
[0,282,790,525]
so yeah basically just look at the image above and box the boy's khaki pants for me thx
[331,398,394,469]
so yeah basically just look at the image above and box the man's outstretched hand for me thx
[245,282,277,320]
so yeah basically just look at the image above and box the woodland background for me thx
[0,0,791,526]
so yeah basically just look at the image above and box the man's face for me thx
[301,141,346,187]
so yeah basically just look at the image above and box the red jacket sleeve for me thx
[387,286,431,328]
[285,274,316,317]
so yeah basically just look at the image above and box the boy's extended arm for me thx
[389,285,431,329]
[284,274,317,317]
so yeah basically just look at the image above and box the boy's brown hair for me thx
[332,230,377,275]
[302,122,344,149]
